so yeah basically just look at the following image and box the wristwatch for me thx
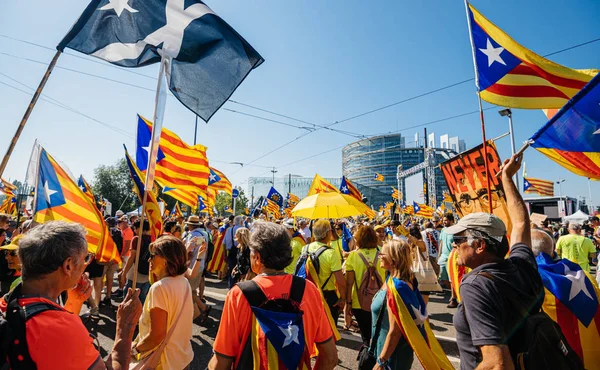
[377,357,389,367]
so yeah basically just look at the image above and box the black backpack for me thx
[478,272,584,370]
[110,227,124,255]
[293,245,332,289]
[137,235,152,275]
[236,276,310,370]
[0,283,61,370]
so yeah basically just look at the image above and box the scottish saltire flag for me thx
[208,167,232,195]
[523,177,554,196]
[266,187,284,207]
[34,148,120,263]
[124,146,163,240]
[386,278,453,369]
[466,3,597,109]
[529,73,600,179]
[339,176,362,201]
[537,253,600,367]
[307,174,339,196]
[58,0,264,121]
[373,173,384,182]
[136,115,209,206]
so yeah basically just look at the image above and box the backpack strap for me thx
[477,271,531,317]
[289,276,306,304]
[238,280,268,308]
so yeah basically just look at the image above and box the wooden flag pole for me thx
[0,50,62,178]
[464,0,494,214]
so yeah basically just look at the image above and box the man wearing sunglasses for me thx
[446,154,543,370]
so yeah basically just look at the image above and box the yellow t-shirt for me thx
[285,236,306,274]
[330,238,345,263]
[345,248,386,309]
[556,234,596,272]
[308,241,342,291]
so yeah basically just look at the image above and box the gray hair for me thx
[19,221,88,280]
[249,222,292,270]
[531,229,555,257]
[312,219,331,241]
[233,215,244,227]
[465,228,509,258]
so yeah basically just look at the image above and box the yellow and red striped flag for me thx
[136,115,210,207]
[208,167,232,196]
[467,3,597,109]
[391,187,402,201]
[0,191,17,216]
[524,177,554,196]
[171,202,184,219]
[448,249,471,303]
[206,227,227,274]
[414,202,435,219]
[0,178,17,195]
[386,278,453,369]
[373,173,384,182]
[339,176,363,201]
[307,174,340,196]
[33,148,120,264]
[124,147,163,241]
[263,198,282,219]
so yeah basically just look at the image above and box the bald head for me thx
[531,229,555,257]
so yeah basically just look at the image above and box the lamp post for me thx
[499,108,518,187]
[271,167,277,186]
[557,179,566,217]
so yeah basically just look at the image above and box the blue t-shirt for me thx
[185,228,209,270]
[437,228,454,265]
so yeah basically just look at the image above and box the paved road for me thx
[90,277,460,369]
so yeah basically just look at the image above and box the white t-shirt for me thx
[138,275,194,370]
[301,226,312,239]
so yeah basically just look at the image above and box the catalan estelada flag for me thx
[78,175,95,204]
[467,3,598,109]
[386,278,453,369]
[307,174,340,196]
[373,173,384,182]
[403,205,414,215]
[537,253,600,368]
[136,115,209,206]
[524,177,554,196]
[339,176,362,201]
[33,148,120,264]
[413,202,435,219]
[262,198,282,219]
[530,73,600,179]
[171,202,184,219]
[206,227,227,273]
[208,167,232,196]
[0,192,17,216]
[391,187,400,201]
[447,249,471,303]
[287,193,300,206]
[0,178,17,194]
[124,146,163,241]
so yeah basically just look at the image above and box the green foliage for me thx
[215,186,249,216]
[92,158,140,215]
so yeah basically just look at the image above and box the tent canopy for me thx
[564,210,589,224]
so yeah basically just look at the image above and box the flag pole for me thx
[0,51,62,178]
[464,0,494,214]
[132,56,169,287]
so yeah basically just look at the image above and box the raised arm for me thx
[500,154,531,248]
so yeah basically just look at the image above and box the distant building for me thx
[342,133,460,207]
[247,175,341,204]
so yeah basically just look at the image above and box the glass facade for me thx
[342,134,457,208]
[247,176,341,206]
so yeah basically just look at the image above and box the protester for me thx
[104,217,122,304]
[85,251,106,318]
[437,213,457,308]
[132,235,194,369]
[0,234,22,292]
[448,154,544,370]
[298,219,312,241]
[231,227,253,283]
[407,225,432,304]
[114,216,133,298]
[330,221,346,262]
[120,219,152,305]
[183,234,211,323]
[222,216,242,288]
[344,225,385,344]
[390,220,406,241]
[9,221,142,369]
[591,216,600,246]
[556,222,596,272]
[208,222,338,370]
[375,224,386,247]
[370,239,420,369]
[283,218,306,274]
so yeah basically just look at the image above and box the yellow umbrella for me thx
[291,192,371,219]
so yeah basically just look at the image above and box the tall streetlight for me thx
[557,179,566,217]
[499,108,518,187]
[588,178,594,214]
[271,167,277,185]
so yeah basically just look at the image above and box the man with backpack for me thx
[209,222,338,370]
[119,219,152,305]
[448,154,580,370]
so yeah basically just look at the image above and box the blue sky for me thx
[1,0,599,206]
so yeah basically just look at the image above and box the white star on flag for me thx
[563,264,594,301]
[479,38,506,67]
[44,181,57,204]
[279,322,300,348]
[209,174,217,182]
[341,186,348,192]
[79,184,86,192]
[99,0,138,17]
[410,304,428,327]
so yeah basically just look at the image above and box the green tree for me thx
[215,187,249,216]
[92,158,140,215]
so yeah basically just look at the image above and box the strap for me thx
[313,246,328,259]
[477,271,530,317]
[368,290,387,354]
[356,250,374,268]
[238,280,268,307]
[288,276,306,304]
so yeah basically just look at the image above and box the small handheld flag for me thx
[373,173,384,182]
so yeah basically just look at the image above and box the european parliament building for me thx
[247,175,341,205]
[342,133,463,207]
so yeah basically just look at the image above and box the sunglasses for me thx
[452,236,478,245]
[4,250,17,257]
[84,253,94,264]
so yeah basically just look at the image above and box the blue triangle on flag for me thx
[35,150,66,212]
[252,307,305,370]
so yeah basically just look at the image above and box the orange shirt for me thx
[121,227,134,257]
[18,297,100,369]
[213,275,333,364]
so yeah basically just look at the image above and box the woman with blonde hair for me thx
[368,239,451,370]
[232,227,254,282]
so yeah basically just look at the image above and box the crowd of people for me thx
[0,154,597,369]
